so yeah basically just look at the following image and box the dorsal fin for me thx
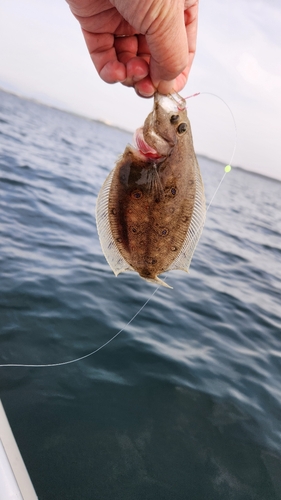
[96,169,134,276]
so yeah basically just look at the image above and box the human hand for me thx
[67,0,198,97]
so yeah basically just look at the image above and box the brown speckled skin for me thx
[108,99,197,281]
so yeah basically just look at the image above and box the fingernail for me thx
[134,78,156,98]
[135,89,154,98]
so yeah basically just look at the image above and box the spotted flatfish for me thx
[96,92,206,288]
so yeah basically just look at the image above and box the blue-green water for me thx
[1,89,281,499]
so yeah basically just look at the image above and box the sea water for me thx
[1,89,281,500]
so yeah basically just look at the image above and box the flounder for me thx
[96,92,206,288]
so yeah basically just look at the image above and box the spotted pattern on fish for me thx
[96,93,206,288]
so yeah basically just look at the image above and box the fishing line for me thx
[0,92,237,369]
[184,91,237,211]
[0,286,161,368]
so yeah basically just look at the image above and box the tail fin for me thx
[141,275,173,289]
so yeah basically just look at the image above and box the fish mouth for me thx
[155,92,186,112]
[133,127,166,160]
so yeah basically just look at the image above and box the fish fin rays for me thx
[96,169,134,276]
[167,161,206,273]
[136,164,164,201]
[142,276,173,289]
[149,166,164,201]
[96,159,205,283]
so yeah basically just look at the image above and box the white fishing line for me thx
[184,91,237,211]
[0,92,237,369]
[0,287,160,368]
[202,93,237,211]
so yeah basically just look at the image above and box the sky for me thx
[0,0,281,180]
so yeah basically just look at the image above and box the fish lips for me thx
[134,127,174,160]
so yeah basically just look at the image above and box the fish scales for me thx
[96,92,206,288]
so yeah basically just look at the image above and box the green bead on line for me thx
[225,165,231,173]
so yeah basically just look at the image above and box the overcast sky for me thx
[0,0,280,180]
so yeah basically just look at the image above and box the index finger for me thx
[82,29,126,83]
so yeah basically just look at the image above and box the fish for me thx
[96,92,206,288]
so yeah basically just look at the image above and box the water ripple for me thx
[1,89,281,499]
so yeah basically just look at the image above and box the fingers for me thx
[146,19,187,87]
[156,59,190,94]
[69,0,199,99]
[183,2,198,75]
[82,30,125,83]
[82,29,153,92]
[146,1,198,94]
[123,35,155,96]
[82,27,176,96]
[114,36,149,86]
[133,77,156,98]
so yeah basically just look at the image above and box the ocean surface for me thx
[1,88,281,500]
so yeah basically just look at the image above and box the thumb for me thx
[146,1,189,91]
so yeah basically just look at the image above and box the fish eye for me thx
[170,114,179,124]
[177,122,188,134]
[131,189,143,199]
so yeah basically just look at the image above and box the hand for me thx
[67,0,199,97]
